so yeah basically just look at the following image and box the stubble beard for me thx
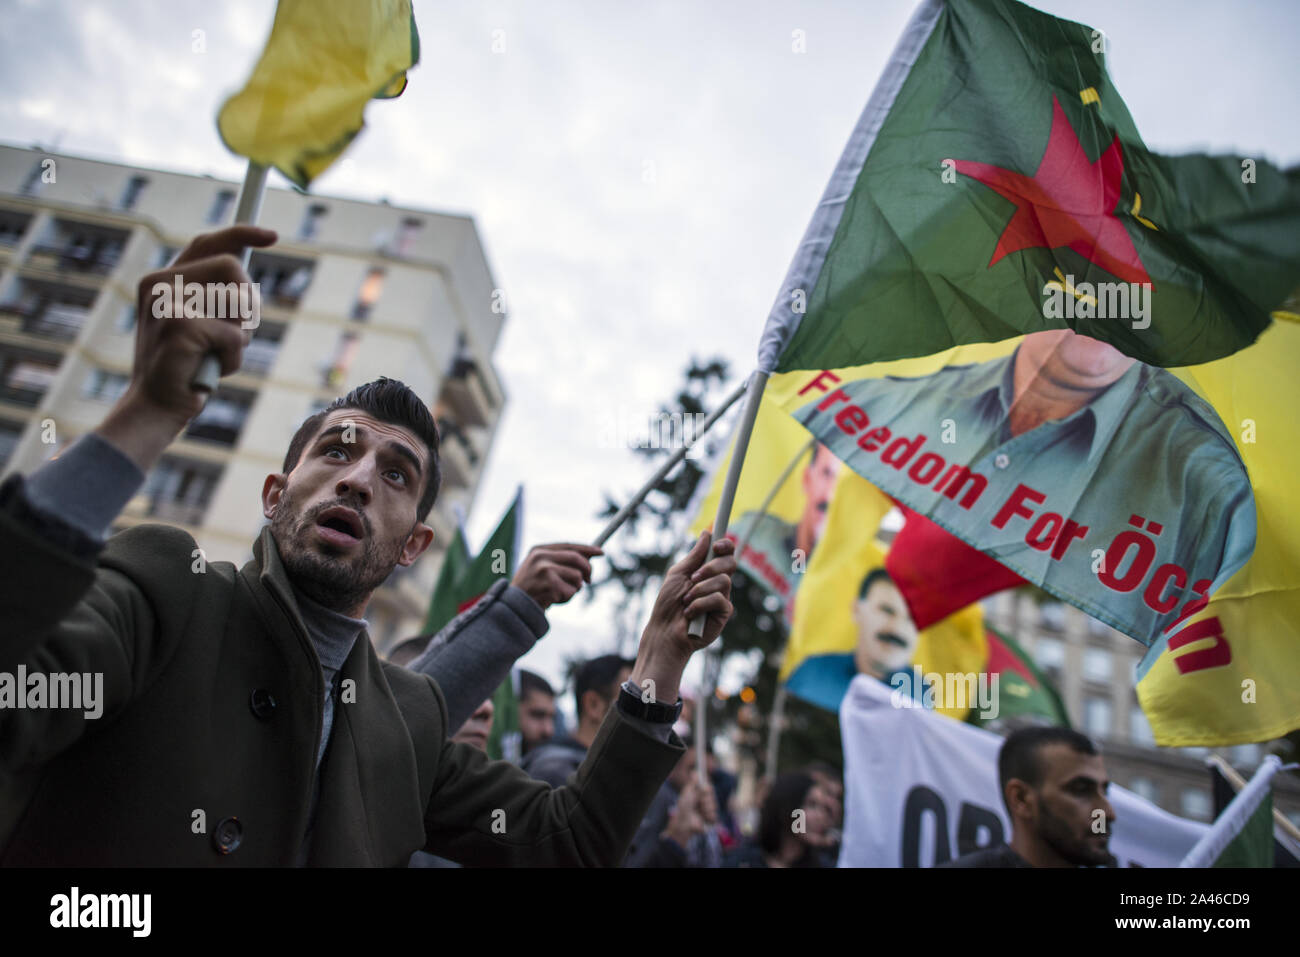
[270,485,406,615]
[1037,802,1112,867]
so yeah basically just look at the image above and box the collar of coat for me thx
[241,525,433,864]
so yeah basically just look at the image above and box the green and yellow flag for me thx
[752,0,1300,745]
[218,0,419,188]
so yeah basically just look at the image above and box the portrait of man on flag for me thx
[788,325,1257,642]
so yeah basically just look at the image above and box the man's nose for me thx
[336,454,377,504]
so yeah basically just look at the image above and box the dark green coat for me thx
[0,514,681,866]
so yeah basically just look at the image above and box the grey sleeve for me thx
[7,432,145,550]
[405,578,549,731]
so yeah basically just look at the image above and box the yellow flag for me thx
[1135,317,1300,745]
[778,476,986,722]
[688,392,984,720]
[217,0,419,188]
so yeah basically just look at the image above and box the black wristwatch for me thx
[617,680,684,724]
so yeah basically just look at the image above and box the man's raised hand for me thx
[96,226,277,472]
[510,543,604,610]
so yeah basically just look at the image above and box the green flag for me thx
[969,627,1070,729]
[1180,756,1282,867]
[419,490,524,759]
[420,524,471,636]
[757,0,1300,374]
[421,489,523,635]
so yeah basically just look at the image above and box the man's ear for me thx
[1005,779,1034,822]
[262,473,288,521]
[397,521,435,566]
[580,689,603,724]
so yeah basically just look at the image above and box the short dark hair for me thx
[998,726,1098,811]
[283,377,441,523]
[518,670,555,701]
[760,772,815,855]
[573,654,634,721]
[857,567,893,600]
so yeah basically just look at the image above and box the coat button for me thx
[249,689,277,720]
[213,817,243,854]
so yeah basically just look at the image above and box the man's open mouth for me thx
[315,506,364,546]
[878,632,908,649]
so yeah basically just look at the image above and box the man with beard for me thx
[942,727,1117,867]
[731,442,840,625]
[782,567,925,712]
[0,225,737,866]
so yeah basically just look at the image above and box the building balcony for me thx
[240,338,280,377]
[435,418,478,490]
[26,242,122,277]
[438,357,496,428]
[123,493,208,528]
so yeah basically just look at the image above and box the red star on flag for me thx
[952,95,1151,286]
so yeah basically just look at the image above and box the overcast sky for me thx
[3,0,1297,695]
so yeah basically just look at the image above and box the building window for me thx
[298,203,328,241]
[184,388,254,446]
[1,354,60,406]
[83,368,129,403]
[1180,788,1212,822]
[393,217,423,256]
[241,321,286,377]
[323,332,360,388]
[1083,696,1111,739]
[1083,646,1112,684]
[1128,777,1158,804]
[0,209,33,246]
[207,189,236,225]
[248,253,314,308]
[140,456,222,526]
[153,245,178,269]
[1038,601,1066,632]
[351,267,385,321]
[120,175,149,211]
[1129,704,1154,745]
[1035,636,1064,673]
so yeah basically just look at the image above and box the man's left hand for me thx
[510,543,604,610]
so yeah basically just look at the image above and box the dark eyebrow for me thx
[316,424,423,477]
[385,440,423,477]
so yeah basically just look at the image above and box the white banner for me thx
[838,675,1208,867]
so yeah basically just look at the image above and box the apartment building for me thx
[983,589,1300,833]
[0,144,506,652]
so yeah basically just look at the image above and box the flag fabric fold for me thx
[217,0,420,188]
[755,0,1300,746]
[1180,756,1283,867]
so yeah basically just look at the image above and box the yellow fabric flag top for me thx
[217,0,419,189]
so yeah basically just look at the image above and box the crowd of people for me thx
[0,224,1123,869]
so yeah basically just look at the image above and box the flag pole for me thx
[735,436,817,552]
[1180,755,1286,867]
[190,160,269,394]
[687,368,769,638]
[694,434,813,788]
[592,377,748,548]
